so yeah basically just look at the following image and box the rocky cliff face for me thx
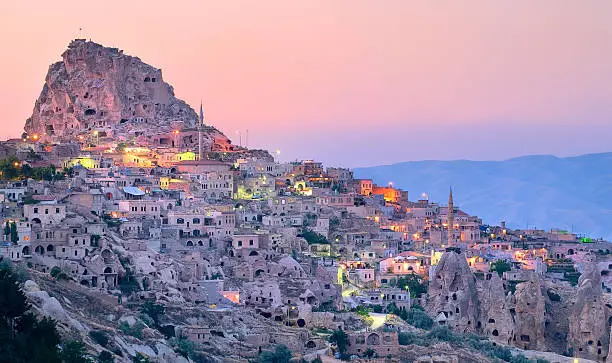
[24,39,222,146]
[568,262,609,361]
[507,275,547,351]
[427,250,479,333]
[477,272,514,345]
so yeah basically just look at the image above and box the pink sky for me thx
[1,1,611,166]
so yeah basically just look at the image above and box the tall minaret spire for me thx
[447,187,455,246]
[198,101,204,160]
[199,101,204,126]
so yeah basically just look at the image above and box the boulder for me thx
[26,289,86,332]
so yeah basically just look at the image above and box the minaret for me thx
[198,102,204,160]
[447,187,455,246]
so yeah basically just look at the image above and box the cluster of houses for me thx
[0,138,609,359]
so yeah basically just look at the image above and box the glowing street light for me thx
[32,134,39,141]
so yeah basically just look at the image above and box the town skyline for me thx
[1,1,611,167]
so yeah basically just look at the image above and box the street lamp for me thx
[173,130,180,148]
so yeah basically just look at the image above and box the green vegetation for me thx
[391,305,433,330]
[169,336,195,359]
[0,261,83,363]
[50,266,69,281]
[118,269,141,294]
[90,234,101,247]
[490,260,512,277]
[390,274,428,298]
[97,351,115,363]
[0,157,66,181]
[3,221,18,244]
[363,348,376,358]
[547,289,561,302]
[88,330,110,347]
[398,326,549,363]
[61,340,92,363]
[119,321,146,339]
[563,271,580,286]
[329,329,349,356]
[132,352,152,363]
[140,300,165,327]
[301,229,329,244]
[257,344,292,363]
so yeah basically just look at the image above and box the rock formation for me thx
[24,39,228,149]
[568,261,609,361]
[427,250,479,333]
[477,272,514,345]
[507,275,547,351]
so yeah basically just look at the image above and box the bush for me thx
[119,321,145,339]
[258,344,292,363]
[141,300,165,327]
[547,289,561,302]
[398,332,428,346]
[170,337,195,359]
[89,330,110,347]
[405,307,433,330]
[50,266,69,280]
[490,260,512,277]
[329,330,349,355]
[426,326,461,344]
[98,351,114,363]
[300,229,329,244]
[61,340,92,363]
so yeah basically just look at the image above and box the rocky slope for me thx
[24,39,226,147]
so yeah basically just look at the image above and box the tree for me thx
[60,340,91,363]
[132,353,151,363]
[329,330,349,356]
[171,337,195,359]
[258,344,292,363]
[97,351,114,363]
[363,348,376,359]
[404,307,434,330]
[490,260,512,277]
[301,229,329,245]
[9,222,18,244]
[4,221,10,237]
[0,264,63,363]
[394,274,427,298]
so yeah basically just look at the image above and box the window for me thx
[56,208,60,213]
[238,241,242,247]
[34,208,38,213]
[249,239,254,246]
[193,218,201,224]
[177,218,184,224]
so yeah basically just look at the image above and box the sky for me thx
[0,1,611,167]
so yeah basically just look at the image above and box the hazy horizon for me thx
[1,1,611,166]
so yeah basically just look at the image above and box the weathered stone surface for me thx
[477,272,513,345]
[507,275,546,350]
[24,39,226,147]
[427,250,479,333]
[24,281,87,332]
[568,262,609,361]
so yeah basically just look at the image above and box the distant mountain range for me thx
[354,153,612,240]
